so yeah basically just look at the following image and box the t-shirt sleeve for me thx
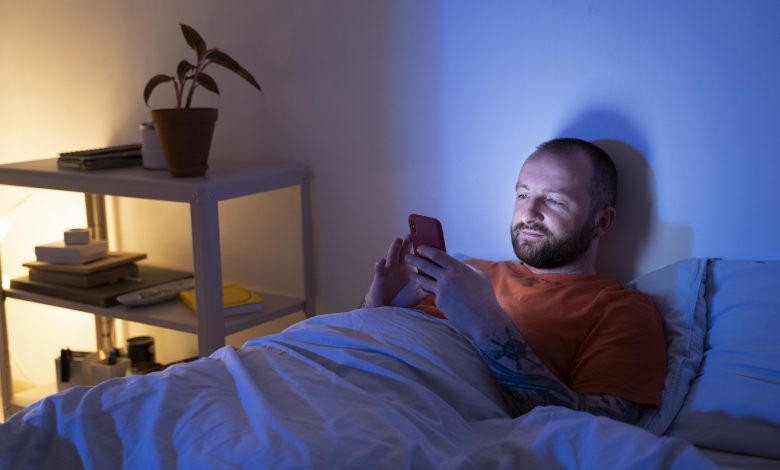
[568,290,666,406]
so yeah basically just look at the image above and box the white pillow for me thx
[627,258,708,435]
[666,259,780,459]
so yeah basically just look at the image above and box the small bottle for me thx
[108,348,118,365]
[140,122,167,170]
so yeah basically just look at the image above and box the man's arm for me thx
[406,246,641,423]
[483,324,641,422]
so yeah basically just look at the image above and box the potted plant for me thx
[143,23,262,177]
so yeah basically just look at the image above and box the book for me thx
[35,239,108,264]
[10,265,193,307]
[58,154,142,170]
[179,283,264,317]
[57,144,143,171]
[59,144,142,157]
[28,262,139,288]
[24,252,147,274]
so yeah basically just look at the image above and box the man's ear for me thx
[593,207,616,240]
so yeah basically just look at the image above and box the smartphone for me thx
[408,213,446,254]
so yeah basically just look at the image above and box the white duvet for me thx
[1,308,715,469]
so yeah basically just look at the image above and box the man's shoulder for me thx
[598,277,653,298]
[560,274,657,315]
[598,282,659,318]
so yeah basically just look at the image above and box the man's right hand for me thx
[363,236,428,308]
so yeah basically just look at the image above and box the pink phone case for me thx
[408,214,446,253]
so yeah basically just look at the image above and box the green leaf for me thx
[196,72,220,95]
[143,74,174,106]
[180,23,207,60]
[177,60,195,83]
[207,49,262,92]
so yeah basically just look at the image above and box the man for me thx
[363,138,666,424]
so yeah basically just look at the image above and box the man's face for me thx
[511,151,596,269]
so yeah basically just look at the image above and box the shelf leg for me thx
[84,193,108,241]
[300,177,316,317]
[94,316,114,358]
[85,194,114,358]
[190,195,225,356]
[0,288,11,421]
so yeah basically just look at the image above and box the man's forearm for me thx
[450,308,640,422]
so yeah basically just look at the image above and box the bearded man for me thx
[363,137,666,423]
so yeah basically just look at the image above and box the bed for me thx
[1,258,778,469]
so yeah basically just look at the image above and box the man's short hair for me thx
[536,137,618,212]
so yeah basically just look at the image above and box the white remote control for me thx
[117,277,196,306]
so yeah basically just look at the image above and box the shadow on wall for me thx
[557,109,693,281]
[594,139,652,281]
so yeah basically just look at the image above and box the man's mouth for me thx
[514,224,549,240]
[520,229,545,239]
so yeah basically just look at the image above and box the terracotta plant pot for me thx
[150,108,218,177]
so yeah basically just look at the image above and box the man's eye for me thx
[547,198,562,206]
[517,193,528,200]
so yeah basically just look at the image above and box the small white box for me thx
[55,350,99,391]
[64,228,92,245]
[91,357,131,384]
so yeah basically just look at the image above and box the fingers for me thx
[386,237,404,264]
[374,258,387,274]
[410,271,437,293]
[414,245,453,268]
[404,252,442,279]
[401,235,415,256]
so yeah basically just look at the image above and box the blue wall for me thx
[3,0,779,316]
[423,0,780,281]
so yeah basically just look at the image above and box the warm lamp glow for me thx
[0,194,101,386]
[0,216,12,243]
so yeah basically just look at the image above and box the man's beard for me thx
[511,220,595,270]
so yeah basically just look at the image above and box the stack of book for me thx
[24,231,140,286]
[11,228,197,307]
[11,260,192,307]
[23,252,147,288]
[57,144,142,171]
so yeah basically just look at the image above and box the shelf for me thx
[0,158,310,203]
[11,383,57,414]
[4,288,304,336]
[0,155,315,421]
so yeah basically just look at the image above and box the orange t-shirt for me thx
[416,260,666,406]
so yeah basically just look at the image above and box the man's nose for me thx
[519,198,543,224]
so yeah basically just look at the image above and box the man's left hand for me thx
[405,246,505,330]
